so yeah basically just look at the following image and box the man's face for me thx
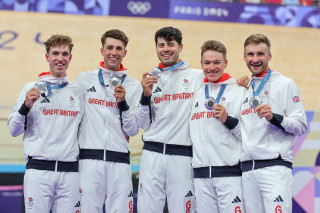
[243,42,271,76]
[201,50,227,83]
[156,37,183,67]
[46,45,72,78]
[101,37,127,71]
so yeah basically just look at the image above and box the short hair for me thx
[101,29,129,48]
[155,26,182,46]
[244,34,271,51]
[201,40,227,61]
[44,35,73,53]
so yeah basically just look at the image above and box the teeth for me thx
[251,63,262,67]
[56,64,63,66]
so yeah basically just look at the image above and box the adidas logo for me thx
[232,196,242,203]
[185,191,193,197]
[40,97,50,103]
[274,195,283,202]
[153,87,162,93]
[128,191,133,197]
[74,200,80,207]
[195,102,198,108]
[243,97,248,104]
[87,86,96,92]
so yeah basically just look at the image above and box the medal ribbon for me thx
[98,69,127,87]
[158,61,185,72]
[205,84,227,103]
[251,68,271,96]
[43,82,68,97]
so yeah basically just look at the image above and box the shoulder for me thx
[270,70,296,87]
[123,76,141,88]
[77,70,98,80]
[194,85,205,96]
[187,68,203,75]
[20,82,37,93]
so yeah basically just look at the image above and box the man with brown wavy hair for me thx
[8,34,83,213]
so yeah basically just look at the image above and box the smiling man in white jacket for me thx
[137,26,204,213]
[76,29,141,213]
[190,40,245,213]
[7,35,84,213]
[239,34,307,213]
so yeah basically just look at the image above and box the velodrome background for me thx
[0,1,320,212]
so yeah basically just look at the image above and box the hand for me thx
[25,87,41,108]
[125,135,130,143]
[114,85,126,103]
[213,104,227,124]
[141,72,157,97]
[255,104,273,121]
[237,76,250,89]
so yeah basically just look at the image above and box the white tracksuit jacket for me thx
[7,81,84,162]
[190,75,246,168]
[138,61,204,145]
[238,69,307,162]
[76,64,141,153]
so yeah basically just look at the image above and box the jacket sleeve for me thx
[270,79,307,136]
[136,93,152,130]
[224,85,245,141]
[225,116,241,140]
[120,84,142,136]
[7,83,33,137]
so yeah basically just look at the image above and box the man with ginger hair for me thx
[190,40,245,213]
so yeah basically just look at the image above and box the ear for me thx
[100,47,103,56]
[243,52,246,61]
[69,54,72,62]
[225,59,228,68]
[123,49,127,58]
[45,53,49,62]
[268,51,272,60]
[179,44,183,52]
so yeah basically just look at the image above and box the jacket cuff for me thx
[18,102,31,116]
[223,115,239,130]
[269,113,285,131]
[118,100,129,111]
[140,93,151,105]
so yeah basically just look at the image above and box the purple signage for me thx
[170,1,243,22]
[109,0,169,18]
[169,0,320,28]
[0,185,23,212]
[0,0,110,15]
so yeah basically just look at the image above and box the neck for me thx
[50,72,66,78]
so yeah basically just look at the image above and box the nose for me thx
[252,54,259,62]
[163,45,170,52]
[111,48,117,55]
[57,53,63,60]
[208,63,215,70]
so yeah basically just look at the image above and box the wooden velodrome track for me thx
[0,10,320,164]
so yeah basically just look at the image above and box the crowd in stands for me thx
[239,0,319,6]
[197,0,320,6]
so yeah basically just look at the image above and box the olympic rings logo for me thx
[127,1,152,15]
